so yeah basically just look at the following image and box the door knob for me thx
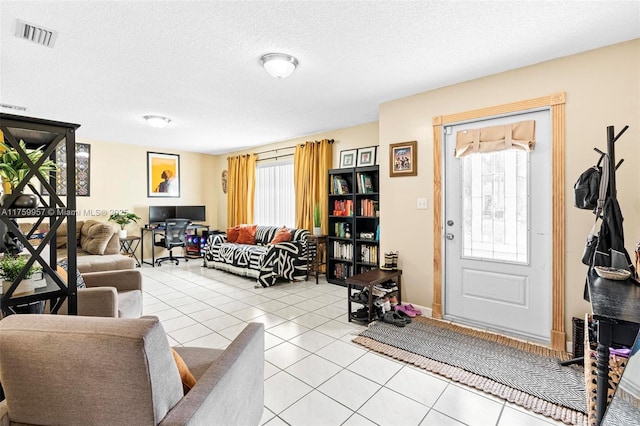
[446,233,454,240]
[447,220,454,226]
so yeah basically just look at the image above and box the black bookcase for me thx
[0,113,79,315]
[327,165,379,285]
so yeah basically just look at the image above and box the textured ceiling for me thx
[1,1,639,154]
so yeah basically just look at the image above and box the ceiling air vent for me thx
[15,19,58,48]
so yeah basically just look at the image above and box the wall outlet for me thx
[417,198,428,210]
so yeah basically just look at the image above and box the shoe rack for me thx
[346,268,402,323]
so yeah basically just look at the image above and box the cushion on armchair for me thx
[56,258,87,289]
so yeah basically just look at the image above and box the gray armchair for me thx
[0,315,265,426]
[58,269,143,318]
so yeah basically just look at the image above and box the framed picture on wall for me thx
[339,149,357,168]
[356,146,376,167]
[389,141,417,177]
[147,152,180,197]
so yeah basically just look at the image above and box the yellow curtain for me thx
[226,153,257,227]
[294,139,333,232]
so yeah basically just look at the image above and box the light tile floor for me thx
[141,262,565,426]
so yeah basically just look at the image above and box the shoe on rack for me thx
[350,307,370,320]
[373,284,397,294]
[349,289,370,304]
[372,286,387,298]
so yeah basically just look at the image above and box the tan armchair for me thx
[0,315,265,426]
[58,269,143,318]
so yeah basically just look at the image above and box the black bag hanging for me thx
[580,155,608,266]
[574,155,605,210]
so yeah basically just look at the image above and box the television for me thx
[176,205,206,222]
[149,206,176,223]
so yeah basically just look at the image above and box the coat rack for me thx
[593,125,628,200]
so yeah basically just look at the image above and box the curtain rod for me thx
[254,138,334,156]
[257,153,294,162]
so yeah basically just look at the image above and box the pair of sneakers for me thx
[394,304,422,318]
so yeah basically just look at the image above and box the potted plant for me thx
[313,203,322,236]
[108,211,142,238]
[1,255,42,296]
[0,139,57,207]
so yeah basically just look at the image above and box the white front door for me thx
[443,110,552,343]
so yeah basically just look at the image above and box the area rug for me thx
[353,316,587,426]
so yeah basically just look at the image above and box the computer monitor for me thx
[149,206,176,223]
[176,205,206,222]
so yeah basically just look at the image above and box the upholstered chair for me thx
[58,268,143,318]
[0,315,265,426]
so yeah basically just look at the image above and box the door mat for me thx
[353,316,587,425]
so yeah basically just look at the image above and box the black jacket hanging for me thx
[584,196,637,300]
[592,196,635,273]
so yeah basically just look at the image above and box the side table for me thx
[119,236,141,267]
[346,269,402,323]
[306,235,327,284]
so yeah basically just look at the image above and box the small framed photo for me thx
[356,146,376,167]
[339,149,357,168]
[390,141,417,177]
[147,152,180,197]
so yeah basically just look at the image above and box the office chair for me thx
[154,218,191,266]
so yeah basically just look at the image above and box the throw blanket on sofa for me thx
[203,226,309,287]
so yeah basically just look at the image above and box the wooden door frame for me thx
[432,93,566,350]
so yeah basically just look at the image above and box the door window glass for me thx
[461,150,528,263]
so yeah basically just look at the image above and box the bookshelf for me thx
[327,165,379,285]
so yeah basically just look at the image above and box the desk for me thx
[587,269,640,425]
[346,269,402,323]
[119,236,141,267]
[306,235,327,284]
[140,224,209,267]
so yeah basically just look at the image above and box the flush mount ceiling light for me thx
[260,53,299,79]
[143,115,171,128]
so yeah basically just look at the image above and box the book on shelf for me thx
[332,176,350,194]
[359,244,378,264]
[359,199,378,217]
[333,222,351,239]
[356,173,374,194]
[332,241,353,260]
[333,262,353,280]
[333,199,353,217]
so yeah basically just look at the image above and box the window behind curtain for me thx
[254,160,295,228]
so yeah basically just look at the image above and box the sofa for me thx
[19,219,135,273]
[0,315,264,426]
[203,225,310,287]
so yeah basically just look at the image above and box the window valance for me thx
[454,120,535,158]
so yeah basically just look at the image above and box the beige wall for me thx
[379,39,640,336]
[72,138,219,259]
